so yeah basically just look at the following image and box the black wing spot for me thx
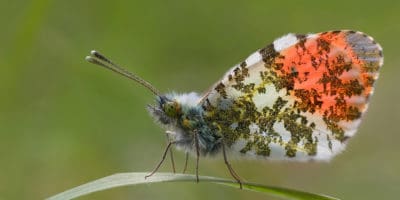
[259,44,279,65]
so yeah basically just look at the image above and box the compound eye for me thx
[163,101,179,117]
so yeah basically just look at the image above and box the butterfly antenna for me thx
[85,50,162,96]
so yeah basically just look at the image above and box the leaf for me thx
[46,172,340,200]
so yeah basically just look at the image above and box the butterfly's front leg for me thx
[165,131,176,173]
[193,129,200,183]
[145,140,176,179]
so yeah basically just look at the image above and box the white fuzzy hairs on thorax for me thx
[167,92,201,107]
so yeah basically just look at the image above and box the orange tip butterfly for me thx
[86,30,383,188]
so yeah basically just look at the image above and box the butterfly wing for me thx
[200,30,383,161]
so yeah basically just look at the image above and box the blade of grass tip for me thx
[46,172,340,200]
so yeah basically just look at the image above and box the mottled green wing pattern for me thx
[200,31,383,160]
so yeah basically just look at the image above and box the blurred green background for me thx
[1,0,399,199]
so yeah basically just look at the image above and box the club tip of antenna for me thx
[85,56,95,63]
[84,50,161,96]
[90,50,98,55]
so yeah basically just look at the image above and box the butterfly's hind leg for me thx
[222,141,243,189]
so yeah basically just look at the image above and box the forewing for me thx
[201,30,383,161]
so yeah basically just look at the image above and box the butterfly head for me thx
[146,95,182,126]
[148,92,202,129]
[85,50,185,125]
[160,96,182,118]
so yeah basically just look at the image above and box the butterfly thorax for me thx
[147,92,222,155]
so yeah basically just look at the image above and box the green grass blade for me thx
[46,172,340,200]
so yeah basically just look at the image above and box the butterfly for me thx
[86,30,383,188]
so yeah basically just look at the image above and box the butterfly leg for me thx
[222,142,243,189]
[169,145,176,173]
[165,131,176,173]
[145,141,176,179]
[182,152,189,174]
[194,130,200,183]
